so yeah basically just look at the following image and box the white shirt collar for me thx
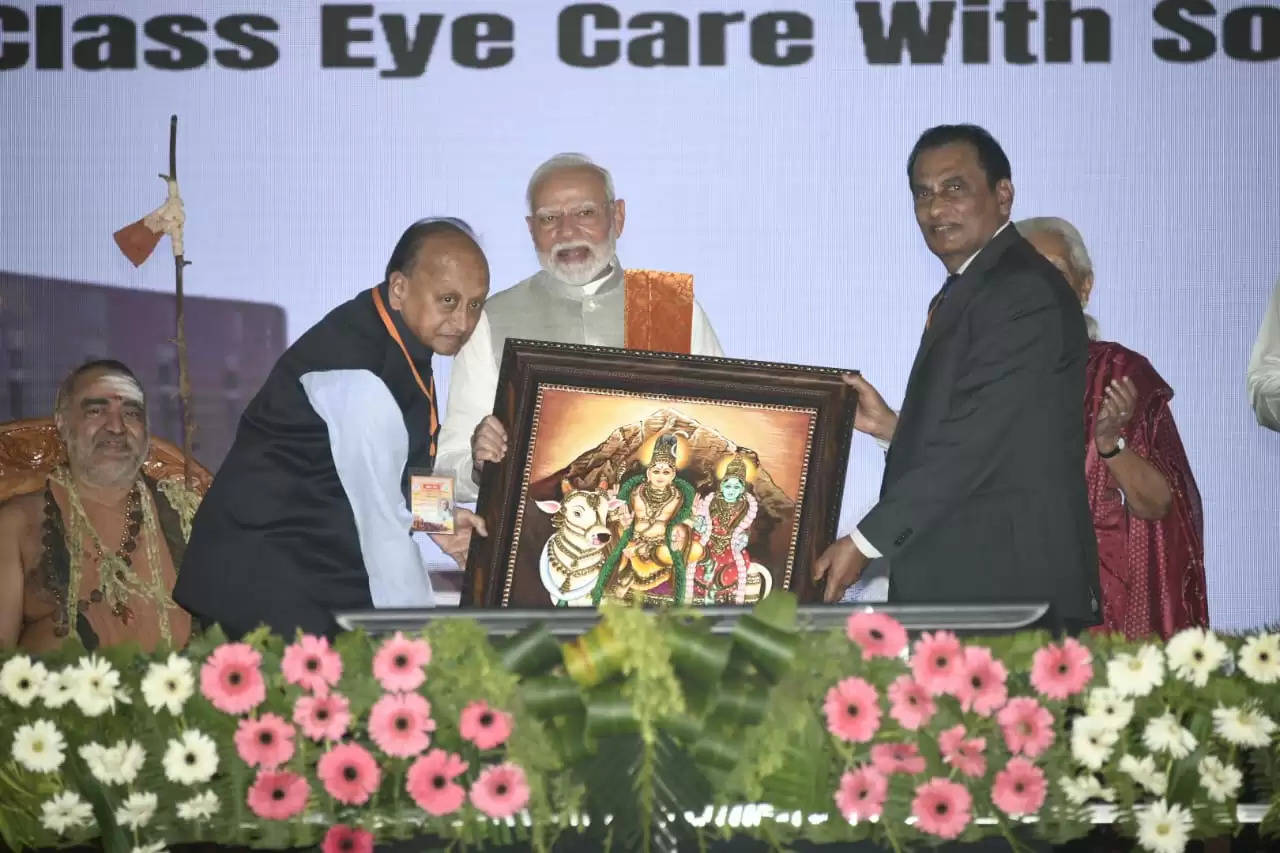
[955,220,1012,275]
[580,263,615,295]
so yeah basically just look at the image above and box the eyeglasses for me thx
[531,203,607,231]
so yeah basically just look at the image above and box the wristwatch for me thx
[1098,437,1126,459]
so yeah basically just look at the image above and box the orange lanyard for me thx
[371,286,438,454]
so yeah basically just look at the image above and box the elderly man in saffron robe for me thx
[1018,217,1208,639]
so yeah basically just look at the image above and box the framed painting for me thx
[462,341,858,608]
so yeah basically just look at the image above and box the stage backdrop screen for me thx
[2,1,1277,629]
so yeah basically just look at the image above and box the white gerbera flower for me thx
[140,653,195,715]
[1238,633,1280,685]
[162,730,219,785]
[1143,711,1197,759]
[1136,800,1193,853]
[39,790,94,835]
[1212,704,1277,748]
[1107,645,1165,697]
[0,655,48,707]
[11,719,66,773]
[71,654,123,717]
[115,791,158,830]
[1071,715,1119,770]
[1166,628,1229,687]
[1059,773,1116,806]
[1119,754,1168,796]
[1198,755,1243,803]
[176,790,221,822]
[40,667,79,709]
[79,740,146,786]
[1085,687,1135,732]
[132,843,168,853]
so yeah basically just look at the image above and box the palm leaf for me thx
[756,745,829,814]
[574,732,711,853]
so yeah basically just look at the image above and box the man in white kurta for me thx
[437,153,724,500]
[1248,275,1280,433]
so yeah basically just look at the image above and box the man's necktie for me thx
[926,274,960,330]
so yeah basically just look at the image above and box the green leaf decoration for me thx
[0,615,1276,851]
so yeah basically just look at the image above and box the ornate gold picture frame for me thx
[462,341,857,608]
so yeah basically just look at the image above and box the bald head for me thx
[386,219,490,356]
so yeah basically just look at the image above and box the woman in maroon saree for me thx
[1020,218,1208,639]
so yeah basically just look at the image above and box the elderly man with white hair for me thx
[1017,216,1208,640]
[437,153,724,501]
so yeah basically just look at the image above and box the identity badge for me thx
[410,470,455,534]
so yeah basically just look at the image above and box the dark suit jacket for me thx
[860,224,1100,624]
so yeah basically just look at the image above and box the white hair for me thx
[1015,216,1094,279]
[1083,311,1100,341]
[1018,217,1101,340]
[526,153,616,213]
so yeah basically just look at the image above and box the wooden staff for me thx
[163,115,195,490]
[111,116,197,489]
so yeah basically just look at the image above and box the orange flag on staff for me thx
[113,175,185,267]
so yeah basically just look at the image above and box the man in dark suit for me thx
[815,125,1099,630]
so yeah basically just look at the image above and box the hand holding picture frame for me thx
[462,341,858,608]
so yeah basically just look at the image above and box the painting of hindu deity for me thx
[514,388,813,608]
[462,341,857,608]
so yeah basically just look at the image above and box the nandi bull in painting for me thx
[535,479,622,606]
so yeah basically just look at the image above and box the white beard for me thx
[538,230,617,286]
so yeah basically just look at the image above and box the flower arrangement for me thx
[0,619,544,852]
[0,598,1276,853]
[805,618,1280,852]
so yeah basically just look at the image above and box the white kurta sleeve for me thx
[300,370,434,608]
[436,311,502,502]
[691,299,725,357]
[1247,277,1280,433]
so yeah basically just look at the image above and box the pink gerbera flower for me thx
[823,677,882,743]
[887,675,937,731]
[200,643,266,715]
[954,645,1008,716]
[294,693,351,742]
[911,631,966,696]
[322,825,374,853]
[469,762,530,819]
[459,701,514,751]
[992,757,1047,816]
[938,725,987,779]
[282,635,343,695]
[938,725,965,755]
[369,692,436,758]
[1030,638,1093,700]
[317,743,381,805]
[372,632,432,692]
[846,612,908,660]
[912,778,973,840]
[996,697,1056,758]
[247,769,309,820]
[406,749,469,816]
[234,713,296,769]
[835,765,888,821]
[871,742,926,776]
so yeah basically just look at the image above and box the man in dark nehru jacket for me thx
[176,218,489,637]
